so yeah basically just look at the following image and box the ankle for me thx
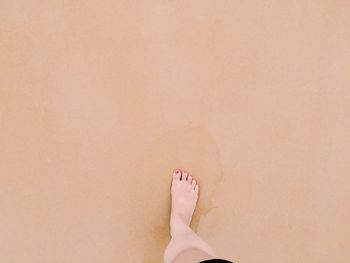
[170,214,193,237]
[171,213,190,226]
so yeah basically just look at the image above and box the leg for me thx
[164,169,216,263]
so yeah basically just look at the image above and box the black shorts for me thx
[200,259,233,263]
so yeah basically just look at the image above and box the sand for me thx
[1,1,349,262]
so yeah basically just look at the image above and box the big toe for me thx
[173,169,182,181]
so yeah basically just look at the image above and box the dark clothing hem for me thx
[200,259,233,263]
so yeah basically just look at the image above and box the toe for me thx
[182,171,188,181]
[191,179,197,190]
[192,180,196,188]
[187,175,193,183]
[173,169,182,181]
[194,184,199,193]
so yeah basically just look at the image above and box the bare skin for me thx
[170,169,198,234]
[164,169,216,263]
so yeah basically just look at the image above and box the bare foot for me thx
[170,169,199,236]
